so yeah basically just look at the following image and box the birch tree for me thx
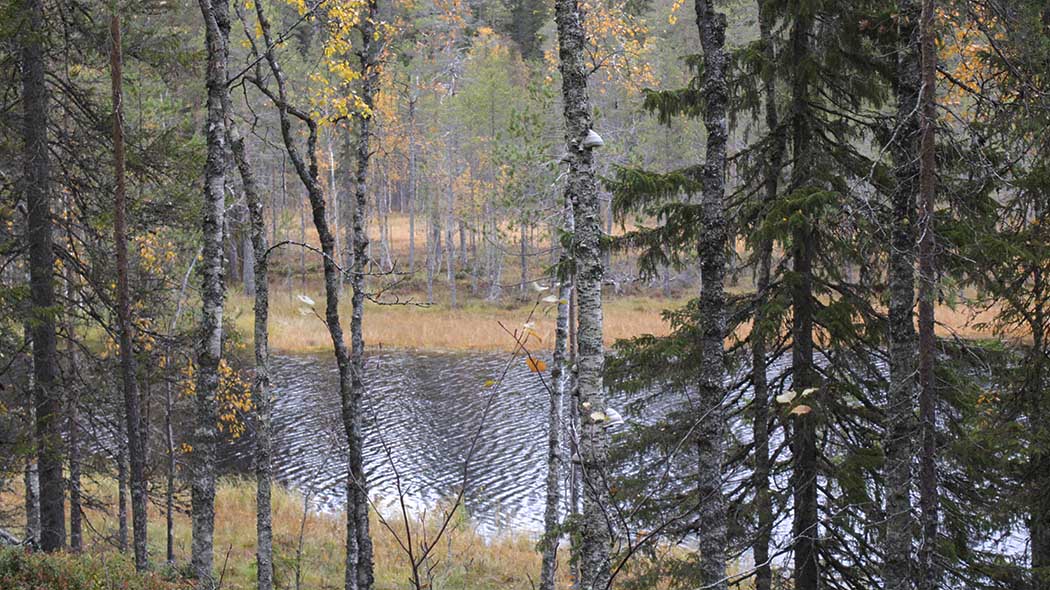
[694,1,729,588]
[226,111,272,590]
[554,1,612,587]
[193,0,231,583]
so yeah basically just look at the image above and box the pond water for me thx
[220,350,567,535]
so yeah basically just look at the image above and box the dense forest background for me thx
[0,0,1048,589]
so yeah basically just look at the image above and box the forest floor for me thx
[0,478,567,590]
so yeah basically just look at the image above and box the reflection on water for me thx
[220,351,558,535]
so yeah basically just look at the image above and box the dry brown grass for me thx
[0,478,566,590]
[235,284,1004,354]
[229,288,680,353]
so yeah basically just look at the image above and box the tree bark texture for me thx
[22,0,65,553]
[228,114,274,590]
[884,1,921,588]
[194,0,231,583]
[695,2,730,589]
[347,3,379,587]
[540,203,574,590]
[554,1,612,587]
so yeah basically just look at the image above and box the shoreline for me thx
[229,286,1006,355]
[228,288,683,353]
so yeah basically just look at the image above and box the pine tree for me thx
[22,0,65,554]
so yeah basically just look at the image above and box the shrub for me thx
[0,547,189,590]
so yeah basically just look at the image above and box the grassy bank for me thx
[229,287,681,353]
[229,285,1001,355]
[0,479,565,590]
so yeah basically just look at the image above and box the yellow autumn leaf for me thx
[526,358,548,373]
[790,405,813,416]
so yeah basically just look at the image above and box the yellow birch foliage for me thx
[179,358,254,441]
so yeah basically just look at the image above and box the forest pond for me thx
[220,350,575,536]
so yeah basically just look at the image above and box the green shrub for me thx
[0,547,188,590]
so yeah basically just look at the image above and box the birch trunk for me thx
[247,1,376,586]
[519,221,528,297]
[22,0,65,553]
[65,269,82,553]
[193,0,230,583]
[554,1,612,587]
[346,3,379,587]
[446,152,457,308]
[695,2,729,588]
[228,114,273,590]
[540,203,574,590]
[165,375,176,565]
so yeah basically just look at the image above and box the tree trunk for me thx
[695,2,729,588]
[194,0,230,583]
[446,157,457,308]
[247,0,376,585]
[427,211,440,304]
[382,171,393,270]
[23,341,40,548]
[329,130,344,294]
[118,435,129,552]
[228,112,274,590]
[916,0,939,587]
[540,203,574,590]
[243,234,256,297]
[165,374,176,565]
[567,283,582,589]
[1030,271,1050,589]
[110,14,149,570]
[884,1,921,588]
[65,275,83,553]
[24,458,40,545]
[752,4,784,589]
[408,93,417,273]
[22,0,65,553]
[346,3,379,588]
[788,10,819,590]
[554,1,612,587]
[298,195,307,292]
[519,220,528,297]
